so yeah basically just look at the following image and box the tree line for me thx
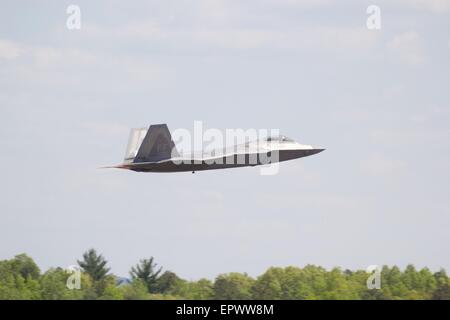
[0,249,449,300]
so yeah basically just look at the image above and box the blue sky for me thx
[0,0,449,279]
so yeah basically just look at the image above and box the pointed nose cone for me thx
[310,148,325,155]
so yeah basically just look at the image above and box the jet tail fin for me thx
[124,124,179,163]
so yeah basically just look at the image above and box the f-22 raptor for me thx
[107,124,324,173]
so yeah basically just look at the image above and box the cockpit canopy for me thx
[265,135,294,142]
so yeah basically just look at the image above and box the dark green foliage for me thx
[433,269,450,300]
[40,268,75,300]
[10,254,40,280]
[213,273,255,300]
[130,257,162,293]
[122,279,150,300]
[0,255,40,299]
[77,249,110,282]
[1,251,449,300]
[154,271,181,294]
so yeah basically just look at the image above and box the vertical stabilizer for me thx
[132,124,179,163]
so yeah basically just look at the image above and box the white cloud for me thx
[116,21,164,41]
[296,26,379,51]
[84,22,379,53]
[255,191,363,212]
[195,0,230,22]
[33,47,104,70]
[281,162,323,186]
[359,154,407,176]
[0,39,99,68]
[82,121,129,137]
[192,28,279,49]
[84,22,166,43]
[270,0,332,7]
[370,128,448,146]
[190,0,334,27]
[392,0,450,14]
[207,26,379,52]
[0,39,24,60]
[0,38,171,90]
[33,47,63,68]
[387,32,426,65]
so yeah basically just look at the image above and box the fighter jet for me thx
[107,124,324,173]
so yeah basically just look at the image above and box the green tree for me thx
[40,267,98,300]
[97,276,124,300]
[280,266,314,299]
[40,268,79,300]
[418,268,437,298]
[0,261,21,299]
[401,265,437,299]
[383,266,408,299]
[79,273,97,300]
[2,252,450,301]
[213,273,255,300]
[347,270,385,300]
[0,257,41,300]
[10,254,40,280]
[167,278,214,299]
[252,267,283,299]
[299,265,328,299]
[77,249,110,282]
[154,271,181,294]
[433,269,450,300]
[130,257,162,293]
[121,279,151,300]
[322,267,359,300]
[188,279,214,300]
